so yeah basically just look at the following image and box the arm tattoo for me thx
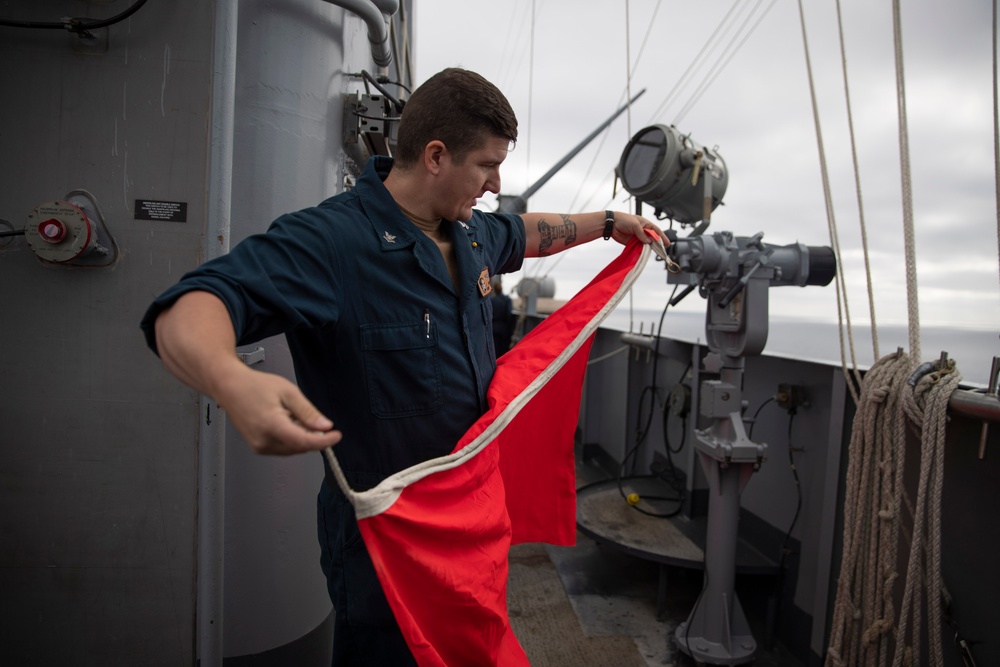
[536,215,578,255]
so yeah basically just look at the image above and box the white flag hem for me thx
[324,242,651,520]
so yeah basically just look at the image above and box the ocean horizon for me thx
[599,307,998,388]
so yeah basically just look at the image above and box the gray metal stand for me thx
[675,355,765,665]
[647,231,833,664]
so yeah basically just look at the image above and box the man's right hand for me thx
[213,364,343,456]
[155,291,341,456]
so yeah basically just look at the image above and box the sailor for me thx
[141,67,667,666]
[490,274,516,356]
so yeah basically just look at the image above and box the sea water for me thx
[600,307,999,388]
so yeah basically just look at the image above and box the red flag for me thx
[324,238,653,666]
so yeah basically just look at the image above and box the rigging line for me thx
[628,0,665,87]
[566,0,665,214]
[994,0,1000,295]
[674,0,778,127]
[526,0,536,193]
[565,132,617,214]
[394,0,413,92]
[575,167,622,213]
[625,0,633,139]
[674,0,765,119]
[835,0,879,361]
[625,0,634,328]
[795,0,863,405]
[648,0,744,123]
[494,0,533,93]
[892,0,921,364]
[587,345,629,366]
[523,256,549,281]
[541,250,569,276]
[494,0,525,89]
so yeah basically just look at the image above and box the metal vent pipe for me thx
[322,0,399,68]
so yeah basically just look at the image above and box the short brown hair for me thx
[394,68,518,167]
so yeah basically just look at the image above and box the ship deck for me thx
[508,457,803,667]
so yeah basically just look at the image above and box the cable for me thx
[349,111,403,123]
[648,0,743,122]
[0,0,150,33]
[615,473,683,518]
[614,285,688,519]
[586,345,629,366]
[657,400,687,497]
[682,539,711,659]
[561,0,664,214]
[777,409,802,574]
[746,395,776,440]
[663,391,687,454]
[673,0,779,127]
[744,395,802,569]
[629,287,676,471]
[358,70,406,112]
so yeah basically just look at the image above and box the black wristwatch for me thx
[603,210,615,240]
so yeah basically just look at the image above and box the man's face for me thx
[437,136,510,222]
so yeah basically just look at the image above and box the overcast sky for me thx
[410,1,998,354]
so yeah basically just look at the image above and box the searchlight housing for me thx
[616,124,727,225]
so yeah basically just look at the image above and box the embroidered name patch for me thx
[478,268,493,297]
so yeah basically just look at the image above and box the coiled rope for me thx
[892,360,962,667]
[825,351,911,667]
[820,1,978,665]
[824,354,962,667]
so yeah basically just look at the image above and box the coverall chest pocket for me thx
[360,321,442,418]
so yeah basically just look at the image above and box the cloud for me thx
[412,0,1000,333]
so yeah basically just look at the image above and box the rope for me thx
[891,0,921,363]
[994,0,1000,293]
[835,0,879,360]
[525,0,535,191]
[795,0,863,406]
[673,0,779,127]
[648,0,743,123]
[625,0,634,329]
[892,360,962,667]
[586,345,629,366]
[567,0,662,215]
[625,0,633,139]
[819,4,969,666]
[825,351,911,667]
[825,352,963,667]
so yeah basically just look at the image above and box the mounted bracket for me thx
[25,189,119,268]
[343,92,397,171]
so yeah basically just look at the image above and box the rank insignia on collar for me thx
[383,231,397,243]
[458,221,469,229]
[478,268,493,297]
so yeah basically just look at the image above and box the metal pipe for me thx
[322,0,398,68]
[498,89,647,213]
[520,89,646,202]
[200,0,239,663]
[949,388,1000,423]
[620,332,657,351]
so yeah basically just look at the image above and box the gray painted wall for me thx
[0,0,406,663]
[1,2,212,663]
